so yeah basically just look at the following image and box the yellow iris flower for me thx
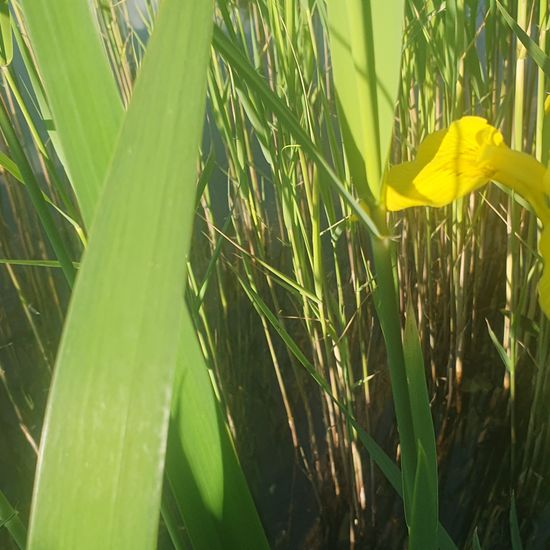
[383,116,550,317]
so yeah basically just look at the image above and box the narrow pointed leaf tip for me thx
[383,115,550,317]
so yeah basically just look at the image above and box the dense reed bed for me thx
[1,0,550,548]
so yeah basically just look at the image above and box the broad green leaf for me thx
[369,238,418,536]
[326,3,372,201]
[27,1,214,548]
[166,313,269,549]
[19,0,123,227]
[409,444,438,550]
[403,299,438,545]
[22,2,268,548]
[326,0,405,203]
[370,2,405,168]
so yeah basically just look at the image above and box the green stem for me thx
[369,220,417,516]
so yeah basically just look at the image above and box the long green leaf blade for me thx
[326,2,372,200]
[167,313,269,549]
[0,489,26,549]
[27,1,214,548]
[327,0,405,201]
[370,2,405,164]
[19,0,123,227]
[496,1,550,79]
[21,3,268,547]
[403,300,438,547]
[410,444,438,550]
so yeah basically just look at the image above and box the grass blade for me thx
[472,528,483,550]
[496,1,550,79]
[410,443,438,550]
[237,273,456,550]
[0,98,76,284]
[510,493,523,550]
[212,26,381,237]
[487,320,514,373]
[27,1,213,547]
[403,300,438,547]
[0,489,26,549]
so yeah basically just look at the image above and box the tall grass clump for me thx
[0,0,550,549]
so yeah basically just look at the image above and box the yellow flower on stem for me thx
[383,115,550,317]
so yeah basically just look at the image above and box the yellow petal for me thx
[544,168,550,197]
[384,117,504,211]
[483,146,548,220]
[539,226,550,318]
[415,128,447,165]
[383,115,550,319]
[384,160,433,210]
[384,130,446,210]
